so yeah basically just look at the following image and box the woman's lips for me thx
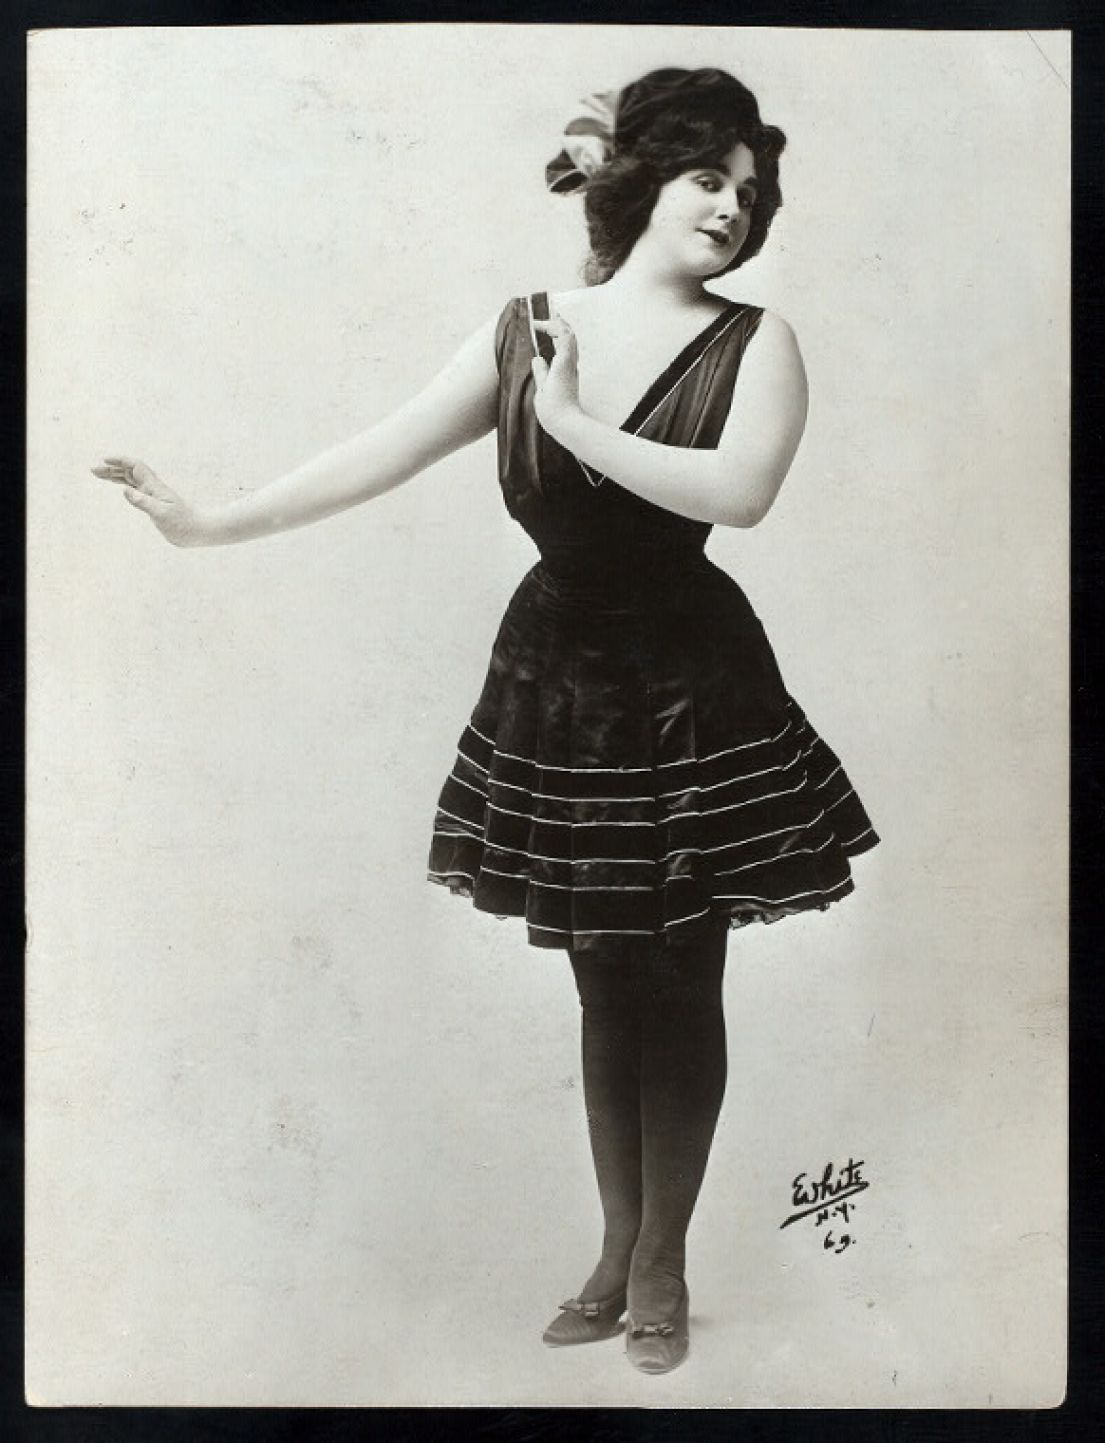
[699,227,732,247]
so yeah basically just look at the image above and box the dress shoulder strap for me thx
[525,292,557,366]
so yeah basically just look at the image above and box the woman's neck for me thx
[602,247,717,309]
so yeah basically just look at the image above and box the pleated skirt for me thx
[428,556,879,953]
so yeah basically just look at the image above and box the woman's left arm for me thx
[533,310,808,528]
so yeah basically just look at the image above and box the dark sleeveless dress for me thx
[427,293,879,953]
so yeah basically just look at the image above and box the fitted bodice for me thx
[492,292,764,597]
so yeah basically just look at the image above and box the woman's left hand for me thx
[531,313,582,440]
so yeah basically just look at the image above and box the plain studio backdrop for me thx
[26,25,1068,1408]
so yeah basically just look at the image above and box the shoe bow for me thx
[559,1298,601,1318]
[629,1320,675,1337]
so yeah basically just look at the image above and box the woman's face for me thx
[640,141,759,277]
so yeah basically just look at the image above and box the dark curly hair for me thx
[571,68,786,285]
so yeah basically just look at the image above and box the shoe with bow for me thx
[542,1289,628,1347]
[625,1284,690,1374]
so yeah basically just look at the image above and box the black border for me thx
[4,3,1099,1440]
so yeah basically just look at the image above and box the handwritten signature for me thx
[780,1157,869,1254]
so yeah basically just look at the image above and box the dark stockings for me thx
[567,921,729,1322]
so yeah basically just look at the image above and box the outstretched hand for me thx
[531,312,582,439]
[92,456,210,548]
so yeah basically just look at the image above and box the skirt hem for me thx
[426,853,875,953]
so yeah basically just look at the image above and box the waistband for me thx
[531,549,711,616]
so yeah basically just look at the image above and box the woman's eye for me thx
[696,176,721,192]
[738,192,755,211]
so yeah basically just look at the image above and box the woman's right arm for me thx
[94,312,501,547]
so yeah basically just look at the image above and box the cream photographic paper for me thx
[26,24,1068,1407]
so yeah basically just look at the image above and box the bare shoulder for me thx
[751,307,800,347]
[742,308,806,382]
[547,286,593,319]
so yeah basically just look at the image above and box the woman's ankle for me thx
[627,1248,687,1318]
[577,1236,637,1301]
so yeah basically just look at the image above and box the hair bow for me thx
[545,90,619,194]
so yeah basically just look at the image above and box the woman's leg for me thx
[565,945,646,1301]
[629,920,730,1321]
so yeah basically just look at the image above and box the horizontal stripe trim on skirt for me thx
[427,697,879,951]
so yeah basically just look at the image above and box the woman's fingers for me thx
[121,486,168,515]
[532,319,578,375]
[533,317,574,342]
[92,457,167,496]
[123,485,175,518]
[100,454,143,483]
[127,460,161,493]
[92,460,134,483]
[533,313,574,338]
[94,454,201,545]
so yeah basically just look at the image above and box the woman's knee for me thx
[568,947,647,1018]
[643,924,728,1014]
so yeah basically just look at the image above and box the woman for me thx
[95,66,878,1376]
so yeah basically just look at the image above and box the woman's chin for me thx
[688,244,741,278]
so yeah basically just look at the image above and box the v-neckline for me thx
[529,291,745,436]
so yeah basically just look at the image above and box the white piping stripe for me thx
[715,877,851,906]
[713,838,835,878]
[823,787,856,815]
[432,865,850,916]
[527,921,658,936]
[466,722,496,747]
[481,866,654,893]
[449,771,490,800]
[456,747,490,776]
[435,806,487,833]
[669,777,808,818]
[486,801,654,827]
[435,812,840,867]
[475,741,652,774]
[479,750,802,804]
[666,905,713,928]
[429,867,477,885]
[840,824,875,848]
[464,717,794,772]
[658,750,802,797]
[814,763,843,791]
[483,774,535,798]
[636,311,745,427]
[573,456,605,489]
[712,821,816,850]
[487,839,654,866]
[434,832,656,866]
[503,783,656,803]
[661,815,827,861]
[567,307,747,488]
[443,776,811,832]
[451,760,810,810]
[482,771,655,803]
[656,720,793,767]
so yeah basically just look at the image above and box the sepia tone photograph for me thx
[25,23,1068,1408]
